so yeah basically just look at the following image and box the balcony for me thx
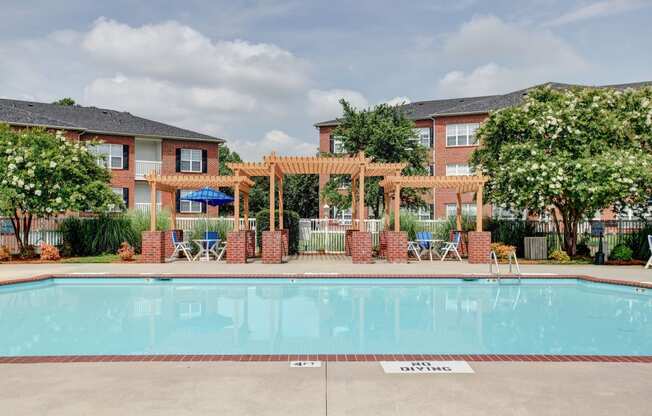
[135,160,162,179]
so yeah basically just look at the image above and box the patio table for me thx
[193,239,220,261]
[415,239,444,261]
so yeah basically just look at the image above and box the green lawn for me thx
[60,254,124,263]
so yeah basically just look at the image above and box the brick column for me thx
[262,230,284,264]
[345,229,355,256]
[163,230,183,259]
[468,231,491,264]
[227,231,248,264]
[351,231,373,264]
[280,229,289,256]
[141,231,165,263]
[384,231,408,263]
[245,230,256,258]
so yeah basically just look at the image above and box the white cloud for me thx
[543,0,650,27]
[436,15,589,97]
[384,96,411,106]
[231,130,316,160]
[306,88,369,121]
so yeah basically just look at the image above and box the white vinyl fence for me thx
[0,217,63,254]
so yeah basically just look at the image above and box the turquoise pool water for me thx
[0,278,650,356]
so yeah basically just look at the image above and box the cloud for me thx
[543,0,650,27]
[306,88,369,121]
[231,130,316,160]
[435,15,588,97]
[384,96,411,106]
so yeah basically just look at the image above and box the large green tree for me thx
[322,99,429,217]
[471,86,652,256]
[0,125,121,255]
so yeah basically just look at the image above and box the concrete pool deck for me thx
[1,257,650,415]
[1,361,650,416]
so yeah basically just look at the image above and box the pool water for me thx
[1,278,650,357]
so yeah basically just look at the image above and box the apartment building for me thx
[315,81,652,220]
[0,99,224,215]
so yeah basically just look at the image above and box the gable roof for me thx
[0,99,224,143]
[314,80,652,126]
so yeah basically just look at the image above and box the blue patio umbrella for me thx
[181,187,234,235]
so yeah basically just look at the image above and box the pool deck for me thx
[1,257,651,415]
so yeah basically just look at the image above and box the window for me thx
[330,136,346,154]
[110,187,128,211]
[429,165,435,176]
[417,206,432,221]
[180,149,203,172]
[446,123,479,147]
[493,205,520,220]
[445,203,477,217]
[179,190,204,213]
[414,127,431,148]
[446,163,472,176]
[90,143,125,169]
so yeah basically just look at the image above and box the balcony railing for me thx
[135,160,162,179]
[135,203,162,213]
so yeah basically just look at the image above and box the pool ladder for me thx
[490,251,521,284]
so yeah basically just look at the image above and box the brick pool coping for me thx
[1,272,650,364]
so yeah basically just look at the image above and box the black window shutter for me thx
[122,145,129,169]
[202,149,208,173]
[122,188,129,209]
[201,201,207,213]
[175,190,181,213]
[175,149,181,172]
[329,135,334,153]
[429,127,434,148]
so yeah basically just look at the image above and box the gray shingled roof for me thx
[314,81,652,126]
[0,99,224,142]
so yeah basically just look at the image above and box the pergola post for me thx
[243,192,250,230]
[476,184,483,232]
[269,164,276,231]
[278,174,284,230]
[384,190,390,229]
[150,181,157,231]
[394,184,401,232]
[351,177,357,221]
[358,165,365,225]
[234,184,240,231]
[456,191,463,231]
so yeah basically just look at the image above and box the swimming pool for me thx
[0,277,650,357]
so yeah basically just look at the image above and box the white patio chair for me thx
[645,235,652,269]
[407,241,421,261]
[215,241,228,261]
[440,232,462,262]
[170,233,193,261]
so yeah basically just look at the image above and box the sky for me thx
[1,0,651,159]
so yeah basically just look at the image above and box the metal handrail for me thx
[491,250,522,284]
[489,251,500,275]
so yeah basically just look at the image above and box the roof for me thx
[0,98,224,143]
[314,80,652,126]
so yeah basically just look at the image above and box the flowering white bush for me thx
[0,125,122,255]
[471,86,652,256]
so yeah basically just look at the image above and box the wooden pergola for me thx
[144,173,254,231]
[228,152,406,231]
[379,175,488,233]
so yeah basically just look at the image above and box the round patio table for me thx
[193,239,219,261]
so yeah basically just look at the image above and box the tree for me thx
[471,86,652,256]
[0,125,122,256]
[322,99,429,217]
[52,97,76,106]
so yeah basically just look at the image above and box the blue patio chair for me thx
[440,231,462,262]
[646,235,652,269]
[205,231,220,258]
[170,232,193,261]
[416,231,438,261]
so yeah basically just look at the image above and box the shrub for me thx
[485,219,535,257]
[434,215,476,242]
[626,224,652,261]
[127,209,172,253]
[387,210,419,241]
[491,242,516,259]
[255,209,301,255]
[117,242,135,261]
[549,249,571,262]
[40,243,60,261]
[60,214,137,256]
[0,245,10,261]
[188,219,235,254]
[610,243,633,261]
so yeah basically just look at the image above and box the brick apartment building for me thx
[315,81,652,220]
[0,99,224,215]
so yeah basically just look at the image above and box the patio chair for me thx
[440,231,462,262]
[215,241,227,261]
[415,231,439,261]
[205,231,220,259]
[170,232,193,261]
[646,235,652,269]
